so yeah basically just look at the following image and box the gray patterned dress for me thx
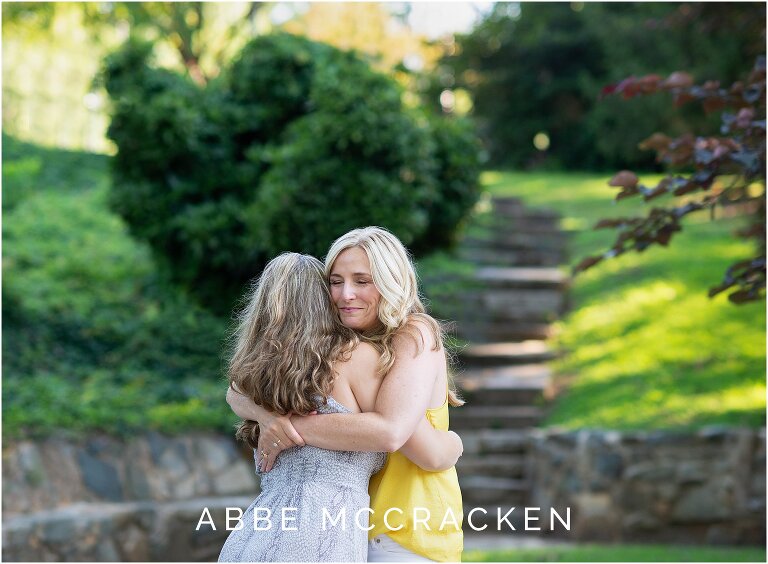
[218,397,386,562]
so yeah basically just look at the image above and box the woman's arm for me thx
[232,379,462,472]
[226,385,264,421]
[226,385,306,447]
[399,418,463,472]
[294,325,435,449]
[257,322,447,469]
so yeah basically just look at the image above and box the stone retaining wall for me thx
[3,432,260,561]
[3,427,765,561]
[3,496,254,561]
[528,426,766,545]
[3,431,257,516]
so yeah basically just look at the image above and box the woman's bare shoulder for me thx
[349,341,380,364]
[394,315,443,356]
[337,341,380,379]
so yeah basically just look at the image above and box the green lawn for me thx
[478,171,766,430]
[464,542,766,562]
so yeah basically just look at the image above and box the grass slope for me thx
[481,171,765,430]
[3,135,234,439]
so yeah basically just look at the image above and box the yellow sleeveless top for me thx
[367,390,463,562]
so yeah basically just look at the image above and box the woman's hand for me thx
[227,385,306,446]
[256,412,315,472]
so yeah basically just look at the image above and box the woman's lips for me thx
[340,307,361,313]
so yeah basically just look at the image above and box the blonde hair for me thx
[227,252,357,448]
[325,227,464,407]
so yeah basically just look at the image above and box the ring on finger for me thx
[272,442,279,448]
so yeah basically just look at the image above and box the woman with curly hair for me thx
[218,251,462,563]
[228,228,465,562]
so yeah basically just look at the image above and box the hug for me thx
[219,226,465,562]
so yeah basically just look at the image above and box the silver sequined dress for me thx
[218,397,386,562]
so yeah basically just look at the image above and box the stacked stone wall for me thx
[3,427,765,561]
[528,426,766,545]
[3,432,259,561]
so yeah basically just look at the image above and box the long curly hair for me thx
[226,253,357,448]
[324,227,464,407]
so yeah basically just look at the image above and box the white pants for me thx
[367,534,435,562]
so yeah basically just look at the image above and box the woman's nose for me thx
[343,285,356,300]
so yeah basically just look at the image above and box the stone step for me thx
[450,406,544,430]
[461,386,544,406]
[490,195,523,204]
[459,476,531,505]
[456,365,550,406]
[471,216,564,234]
[458,374,549,406]
[459,429,531,456]
[475,267,570,290]
[470,214,579,229]
[456,454,528,479]
[464,234,568,253]
[458,341,557,367]
[490,198,561,220]
[427,267,570,290]
[437,289,566,322]
[459,364,551,388]
[458,246,565,267]
[455,320,554,342]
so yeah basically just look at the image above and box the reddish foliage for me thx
[576,57,766,304]
[608,170,639,189]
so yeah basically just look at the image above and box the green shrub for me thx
[1,133,111,212]
[226,33,334,146]
[252,49,439,257]
[102,33,481,315]
[412,116,484,252]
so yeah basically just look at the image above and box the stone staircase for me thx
[426,196,573,533]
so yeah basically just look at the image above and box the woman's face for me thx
[329,247,382,331]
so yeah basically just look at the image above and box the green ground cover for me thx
[3,136,233,439]
[463,542,766,562]
[479,171,766,430]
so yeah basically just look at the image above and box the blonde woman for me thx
[218,252,462,563]
[228,227,465,562]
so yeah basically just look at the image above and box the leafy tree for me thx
[432,2,606,169]
[574,57,766,304]
[3,2,265,84]
[280,2,441,75]
[434,2,765,170]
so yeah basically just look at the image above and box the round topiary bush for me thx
[102,33,482,315]
[250,49,439,258]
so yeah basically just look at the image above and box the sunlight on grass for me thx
[463,542,766,562]
[547,280,765,430]
[480,170,766,431]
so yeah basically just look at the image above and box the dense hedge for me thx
[102,33,482,315]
